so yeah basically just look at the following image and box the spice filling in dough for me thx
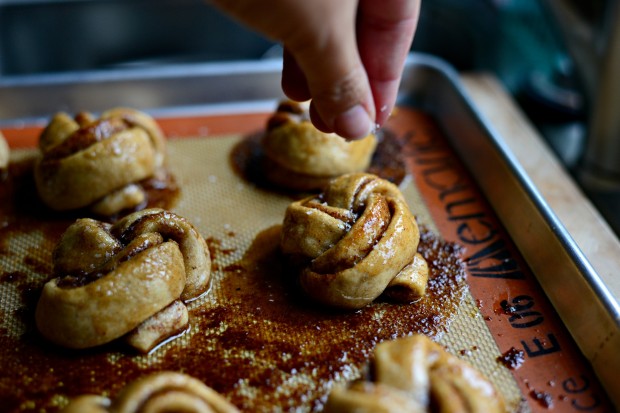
[35,208,211,352]
[280,173,428,309]
[60,371,239,413]
[324,334,505,413]
[34,107,168,215]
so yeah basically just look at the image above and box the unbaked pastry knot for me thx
[261,100,377,190]
[324,335,505,413]
[280,173,428,309]
[60,371,239,413]
[34,107,167,215]
[35,208,211,352]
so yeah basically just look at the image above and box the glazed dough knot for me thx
[261,100,377,190]
[34,107,167,214]
[35,208,211,352]
[324,335,505,413]
[60,371,239,413]
[280,173,428,309]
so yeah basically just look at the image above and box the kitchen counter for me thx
[461,72,620,306]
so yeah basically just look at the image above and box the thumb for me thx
[282,8,376,139]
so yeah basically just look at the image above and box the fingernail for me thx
[333,105,373,140]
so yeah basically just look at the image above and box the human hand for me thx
[209,0,420,140]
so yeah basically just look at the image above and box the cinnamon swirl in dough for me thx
[61,371,239,413]
[324,335,505,413]
[35,208,211,352]
[34,107,167,215]
[280,173,428,309]
[262,100,377,191]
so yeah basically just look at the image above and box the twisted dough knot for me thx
[325,335,505,413]
[280,173,428,309]
[34,107,167,215]
[60,371,239,413]
[262,100,377,190]
[35,208,211,352]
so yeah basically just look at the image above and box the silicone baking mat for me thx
[0,107,612,412]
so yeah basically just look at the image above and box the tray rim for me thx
[399,55,620,319]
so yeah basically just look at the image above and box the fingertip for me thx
[333,104,374,140]
[374,100,395,127]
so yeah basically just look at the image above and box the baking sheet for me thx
[0,54,618,412]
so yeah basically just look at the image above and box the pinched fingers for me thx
[357,0,421,127]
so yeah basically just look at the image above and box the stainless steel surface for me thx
[0,0,504,77]
[0,54,618,407]
[542,0,620,184]
[0,0,275,75]
[0,62,285,126]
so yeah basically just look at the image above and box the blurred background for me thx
[1,0,618,233]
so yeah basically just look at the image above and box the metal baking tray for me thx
[1,53,618,410]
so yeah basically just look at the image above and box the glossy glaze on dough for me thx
[60,371,239,413]
[261,100,377,190]
[34,107,167,214]
[324,335,506,413]
[35,208,211,351]
[280,173,428,309]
